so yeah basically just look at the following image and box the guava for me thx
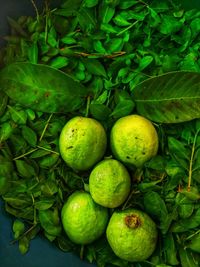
[59,116,107,171]
[89,159,131,208]
[110,115,158,168]
[106,209,158,262]
[61,191,108,245]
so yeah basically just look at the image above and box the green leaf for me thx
[21,126,37,147]
[0,176,10,195]
[132,71,200,123]
[137,55,154,71]
[0,91,8,117]
[144,191,168,218]
[163,233,179,266]
[39,208,62,236]
[0,122,14,143]
[159,15,183,35]
[77,7,96,32]
[186,233,200,253]
[8,105,28,124]
[3,193,32,209]
[0,63,88,113]
[13,219,25,239]
[28,42,38,64]
[119,1,138,9]
[41,178,58,196]
[50,56,69,69]
[100,4,115,24]
[168,137,190,160]
[39,154,59,169]
[19,236,30,255]
[84,0,99,8]
[171,208,200,232]
[35,198,55,210]
[110,99,135,118]
[82,58,107,77]
[90,103,111,120]
[15,160,36,178]
[179,248,199,267]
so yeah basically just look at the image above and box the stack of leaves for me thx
[1,0,200,266]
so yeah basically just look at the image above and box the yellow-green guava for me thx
[89,159,131,208]
[61,191,108,245]
[59,116,107,171]
[106,209,158,262]
[110,115,158,168]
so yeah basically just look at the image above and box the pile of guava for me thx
[59,114,159,262]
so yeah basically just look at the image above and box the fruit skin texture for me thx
[59,116,107,171]
[110,115,159,168]
[89,159,131,208]
[106,209,158,262]
[61,191,108,245]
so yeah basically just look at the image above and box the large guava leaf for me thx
[0,62,88,113]
[132,71,200,123]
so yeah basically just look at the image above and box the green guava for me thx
[61,191,108,245]
[89,159,131,208]
[110,114,159,168]
[106,209,158,262]
[59,116,107,171]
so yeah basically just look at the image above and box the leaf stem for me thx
[30,0,40,22]
[13,148,38,160]
[39,113,53,141]
[10,224,38,245]
[188,128,200,191]
[36,145,59,155]
[117,21,139,36]
[85,96,91,117]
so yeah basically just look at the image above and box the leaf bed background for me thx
[1,0,200,266]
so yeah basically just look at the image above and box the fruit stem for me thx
[125,214,141,229]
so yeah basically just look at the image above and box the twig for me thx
[30,0,40,22]
[39,113,53,141]
[188,128,200,191]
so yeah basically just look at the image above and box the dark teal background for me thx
[1,0,200,266]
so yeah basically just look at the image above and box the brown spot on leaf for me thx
[44,91,51,98]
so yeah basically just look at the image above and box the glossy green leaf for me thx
[0,63,88,113]
[132,71,200,123]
